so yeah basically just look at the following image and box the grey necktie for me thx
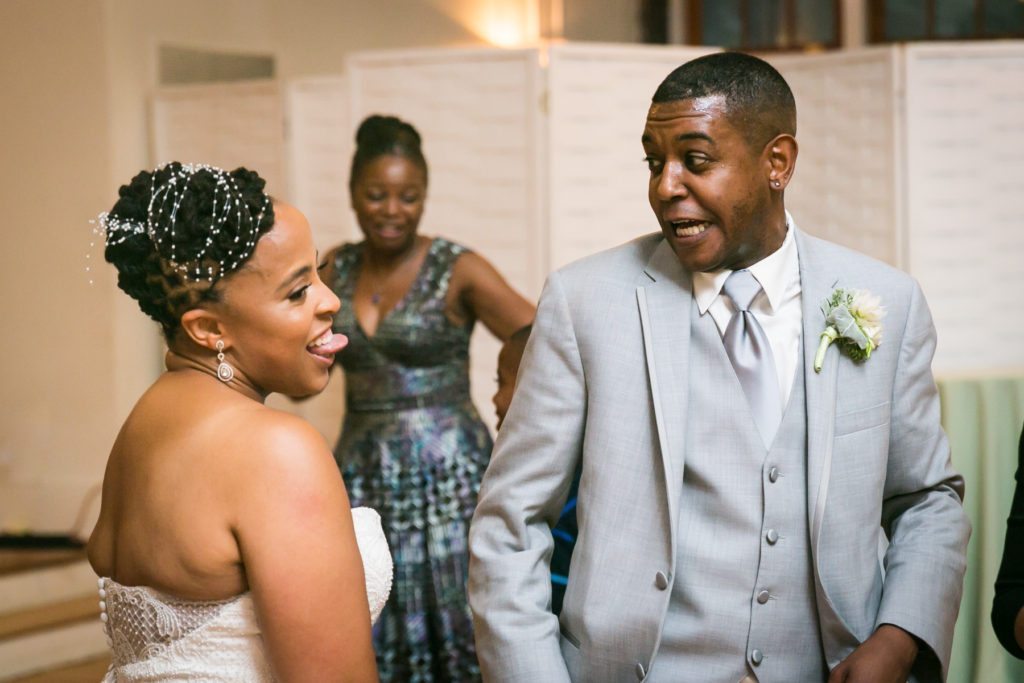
[722,270,782,448]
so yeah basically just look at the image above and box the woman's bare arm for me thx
[234,412,378,682]
[450,251,535,341]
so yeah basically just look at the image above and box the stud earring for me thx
[215,340,234,382]
[772,180,782,188]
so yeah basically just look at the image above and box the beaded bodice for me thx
[98,507,392,681]
[99,581,270,680]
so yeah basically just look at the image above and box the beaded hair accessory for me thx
[91,163,271,282]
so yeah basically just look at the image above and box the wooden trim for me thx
[784,0,797,48]
[740,0,750,48]
[641,0,670,44]
[868,0,885,43]
[687,0,703,44]
[684,0,842,51]
[0,595,100,641]
[7,656,111,683]
[834,0,843,47]
[0,549,86,578]
[868,0,1024,43]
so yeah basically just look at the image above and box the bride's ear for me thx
[179,308,228,352]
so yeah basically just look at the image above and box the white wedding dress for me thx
[98,507,393,682]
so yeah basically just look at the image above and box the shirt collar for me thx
[692,212,799,315]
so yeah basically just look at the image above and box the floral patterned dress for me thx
[330,237,489,682]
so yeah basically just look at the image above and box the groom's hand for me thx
[827,624,919,683]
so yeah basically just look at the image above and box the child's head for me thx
[493,325,532,430]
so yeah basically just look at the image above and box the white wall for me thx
[267,0,498,74]
[0,0,118,532]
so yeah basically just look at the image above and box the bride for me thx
[87,162,391,681]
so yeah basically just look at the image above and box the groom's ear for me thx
[179,308,228,351]
[765,133,798,190]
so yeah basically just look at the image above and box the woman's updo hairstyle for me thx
[100,162,276,342]
[349,115,428,190]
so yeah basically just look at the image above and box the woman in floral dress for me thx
[321,114,535,682]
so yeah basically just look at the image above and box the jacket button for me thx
[655,571,669,590]
[751,649,764,665]
[768,466,780,483]
[635,662,646,679]
[766,529,779,545]
[756,589,770,604]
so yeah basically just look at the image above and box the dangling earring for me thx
[215,340,234,382]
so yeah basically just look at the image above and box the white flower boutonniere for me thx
[813,288,885,373]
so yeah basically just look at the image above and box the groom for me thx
[468,52,969,682]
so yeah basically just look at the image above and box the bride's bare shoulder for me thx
[226,406,338,491]
[226,407,352,564]
[233,406,328,452]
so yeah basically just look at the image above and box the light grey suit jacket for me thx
[468,228,970,682]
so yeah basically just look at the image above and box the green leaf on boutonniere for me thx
[813,288,885,373]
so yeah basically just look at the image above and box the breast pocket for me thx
[834,401,890,437]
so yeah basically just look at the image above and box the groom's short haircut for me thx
[652,52,796,151]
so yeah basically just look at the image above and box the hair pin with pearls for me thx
[90,162,270,283]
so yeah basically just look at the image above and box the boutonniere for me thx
[813,287,885,373]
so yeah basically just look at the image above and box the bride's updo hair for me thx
[100,162,276,342]
[349,114,428,189]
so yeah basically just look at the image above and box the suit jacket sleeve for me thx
[468,273,584,683]
[875,281,971,680]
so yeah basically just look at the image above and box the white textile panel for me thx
[545,43,716,270]
[151,81,287,199]
[286,76,353,252]
[771,42,1024,374]
[348,48,545,298]
[904,43,1024,375]
[769,48,901,269]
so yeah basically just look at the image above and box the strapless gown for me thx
[98,507,393,682]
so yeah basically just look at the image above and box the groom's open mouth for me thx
[307,329,348,363]
[669,218,710,238]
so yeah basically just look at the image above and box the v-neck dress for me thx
[329,237,490,682]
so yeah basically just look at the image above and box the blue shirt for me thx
[550,469,580,615]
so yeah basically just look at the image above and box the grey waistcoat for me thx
[648,298,827,683]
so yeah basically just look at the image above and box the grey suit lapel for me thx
[638,240,692,551]
[796,230,840,556]
[796,228,864,663]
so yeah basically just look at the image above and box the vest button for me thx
[768,466,780,483]
[635,662,646,679]
[756,589,770,604]
[655,571,669,590]
[766,529,779,545]
[751,649,764,665]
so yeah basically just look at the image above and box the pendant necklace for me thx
[366,238,418,307]
[366,265,386,305]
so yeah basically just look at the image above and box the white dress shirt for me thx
[691,215,803,408]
